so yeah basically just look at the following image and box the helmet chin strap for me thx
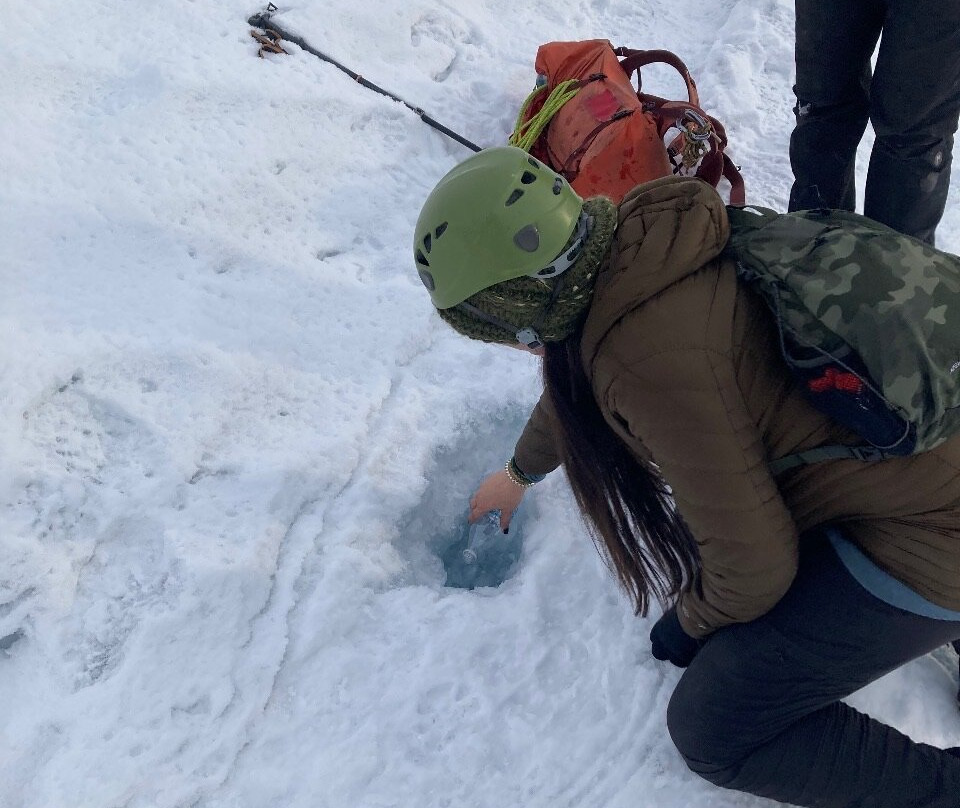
[526,210,591,279]
[457,212,593,349]
[457,301,545,349]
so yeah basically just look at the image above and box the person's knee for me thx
[871,130,953,175]
[870,65,960,150]
[792,92,869,128]
[666,670,744,788]
[870,92,958,169]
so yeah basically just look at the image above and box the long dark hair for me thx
[543,334,702,615]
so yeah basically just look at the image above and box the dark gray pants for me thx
[667,534,960,807]
[788,0,960,245]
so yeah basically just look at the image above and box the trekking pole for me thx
[248,5,483,154]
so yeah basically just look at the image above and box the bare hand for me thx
[469,469,526,531]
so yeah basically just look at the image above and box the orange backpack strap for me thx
[616,47,746,205]
[614,47,700,107]
[723,154,746,206]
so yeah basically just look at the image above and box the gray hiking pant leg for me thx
[789,0,884,212]
[862,0,960,246]
[667,533,960,808]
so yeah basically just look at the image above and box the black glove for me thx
[650,606,702,668]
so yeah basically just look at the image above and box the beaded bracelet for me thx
[505,457,539,488]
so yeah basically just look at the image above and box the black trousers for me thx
[788,0,960,245]
[667,534,960,807]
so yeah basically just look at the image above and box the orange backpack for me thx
[510,39,745,205]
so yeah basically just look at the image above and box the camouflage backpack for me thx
[723,205,960,475]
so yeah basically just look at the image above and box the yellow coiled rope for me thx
[508,79,580,152]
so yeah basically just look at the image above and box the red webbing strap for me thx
[723,154,746,205]
[641,95,747,204]
[561,110,636,179]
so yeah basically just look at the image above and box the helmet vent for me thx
[418,268,435,291]
[505,189,524,206]
[423,233,432,253]
[552,178,563,195]
[527,157,540,168]
[434,222,448,239]
[513,225,540,252]
[520,171,536,184]
[415,249,430,267]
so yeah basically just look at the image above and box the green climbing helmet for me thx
[414,146,584,309]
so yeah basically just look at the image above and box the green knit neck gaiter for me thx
[436,197,618,344]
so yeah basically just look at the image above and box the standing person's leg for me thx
[863,0,960,245]
[666,533,960,808]
[954,639,960,705]
[789,0,884,211]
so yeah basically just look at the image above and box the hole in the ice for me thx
[434,508,525,590]
[395,407,535,591]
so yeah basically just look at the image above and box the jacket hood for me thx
[581,176,731,366]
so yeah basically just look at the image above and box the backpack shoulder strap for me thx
[613,47,699,106]
[723,155,746,206]
[769,445,890,476]
[725,204,780,230]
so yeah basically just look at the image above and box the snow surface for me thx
[2,0,959,806]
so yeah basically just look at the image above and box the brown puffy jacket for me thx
[513,176,960,638]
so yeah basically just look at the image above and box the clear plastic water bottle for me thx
[462,509,503,565]
[442,508,522,590]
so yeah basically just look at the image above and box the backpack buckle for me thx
[515,327,543,350]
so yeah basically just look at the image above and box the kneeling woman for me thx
[413,146,960,807]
